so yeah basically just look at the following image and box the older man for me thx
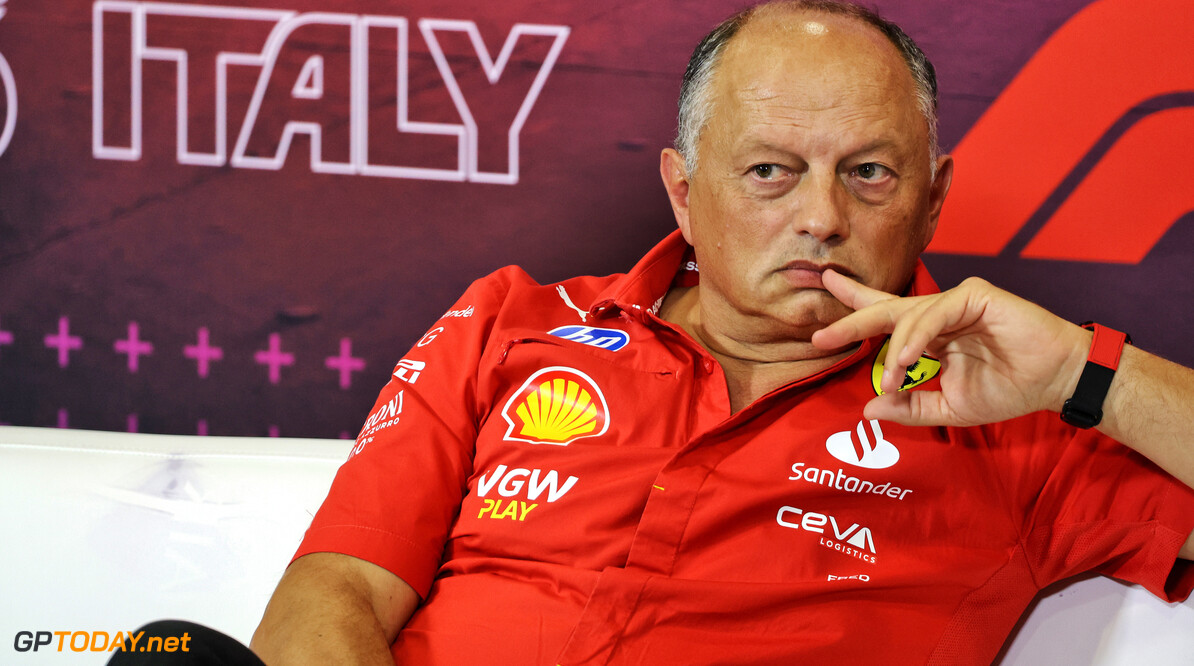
[251,1,1194,664]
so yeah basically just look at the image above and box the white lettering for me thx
[557,327,622,348]
[92,2,570,183]
[416,327,443,347]
[231,13,356,173]
[292,54,323,99]
[848,526,875,552]
[801,511,827,533]
[562,328,595,344]
[788,461,912,500]
[350,390,404,456]
[476,464,508,497]
[477,466,577,503]
[830,517,859,542]
[526,468,578,503]
[777,505,878,557]
[0,27,14,158]
[498,468,529,496]
[776,505,802,529]
[362,391,404,431]
[393,358,425,383]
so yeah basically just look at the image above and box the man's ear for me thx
[921,154,954,250]
[660,148,694,244]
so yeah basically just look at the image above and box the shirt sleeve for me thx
[990,413,1194,602]
[291,266,523,597]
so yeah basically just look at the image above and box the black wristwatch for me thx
[1060,322,1130,429]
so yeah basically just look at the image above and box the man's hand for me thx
[812,270,1194,561]
[811,270,1091,427]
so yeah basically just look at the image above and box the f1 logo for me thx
[930,0,1194,264]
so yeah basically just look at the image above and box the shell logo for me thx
[501,367,610,446]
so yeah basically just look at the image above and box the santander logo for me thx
[825,419,899,470]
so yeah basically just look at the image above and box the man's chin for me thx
[766,290,853,337]
[787,288,851,319]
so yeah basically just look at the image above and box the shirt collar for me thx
[589,230,693,318]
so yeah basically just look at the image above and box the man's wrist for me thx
[1059,323,1130,428]
[1053,324,1094,415]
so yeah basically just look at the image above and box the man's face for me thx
[663,11,951,342]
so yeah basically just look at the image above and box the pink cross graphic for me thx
[325,337,365,389]
[255,333,294,384]
[127,413,139,433]
[114,321,154,372]
[57,408,69,429]
[268,425,280,438]
[197,419,209,436]
[0,317,13,356]
[184,327,224,378]
[44,317,82,368]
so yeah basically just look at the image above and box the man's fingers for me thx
[812,288,919,350]
[888,284,982,365]
[814,271,902,350]
[813,305,897,350]
[821,269,894,310]
[881,298,949,392]
[815,272,982,360]
[863,391,953,426]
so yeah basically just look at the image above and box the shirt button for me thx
[702,359,715,374]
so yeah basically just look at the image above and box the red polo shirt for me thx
[295,230,1194,665]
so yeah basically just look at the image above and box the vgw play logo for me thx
[0,0,17,158]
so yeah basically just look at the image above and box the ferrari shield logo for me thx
[871,339,941,395]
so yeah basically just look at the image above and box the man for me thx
[252,1,1194,664]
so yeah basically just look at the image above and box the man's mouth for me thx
[778,261,854,289]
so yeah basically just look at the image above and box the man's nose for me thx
[791,172,850,243]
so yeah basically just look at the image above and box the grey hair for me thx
[675,0,940,175]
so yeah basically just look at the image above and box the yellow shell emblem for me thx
[502,367,610,445]
[871,339,941,395]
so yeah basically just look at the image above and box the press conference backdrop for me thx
[0,0,1191,437]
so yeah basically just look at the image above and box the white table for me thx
[2,426,1190,664]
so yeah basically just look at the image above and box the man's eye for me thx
[852,163,888,180]
[752,164,780,179]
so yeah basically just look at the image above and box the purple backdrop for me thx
[0,0,1189,438]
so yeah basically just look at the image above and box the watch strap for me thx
[1060,323,1129,429]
